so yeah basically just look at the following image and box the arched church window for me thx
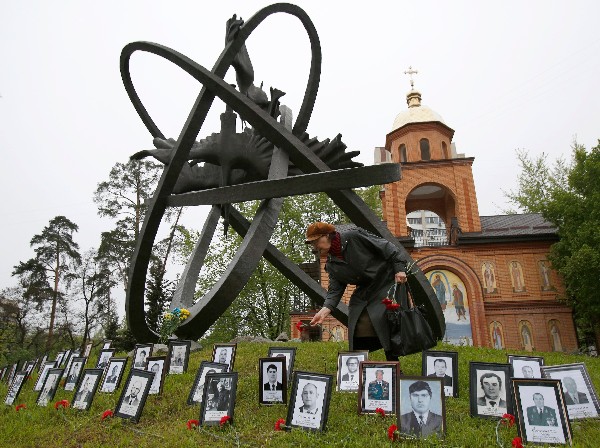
[399,144,407,163]
[420,138,430,160]
[442,141,448,158]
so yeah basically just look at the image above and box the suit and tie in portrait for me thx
[400,410,443,437]
[561,376,589,405]
[399,381,443,438]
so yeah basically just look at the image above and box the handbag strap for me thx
[389,282,410,310]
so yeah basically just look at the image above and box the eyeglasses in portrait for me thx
[541,362,600,420]
[187,361,229,406]
[259,357,287,405]
[115,369,154,423]
[513,378,572,445]
[286,372,333,432]
[359,361,400,414]
[72,369,103,411]
[398,377,446,439]
[268,347,296,383]
[469,362,514,418]
[100,358,128,393]
[508,355,544,379]
[422,350,458,398]
[337,351,367,392]
[199,372,239,426]
[37,368,63,407]
[146,356,166,395]
[212,343,237,372]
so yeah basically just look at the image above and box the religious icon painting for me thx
[336,351,368,392]
[114,369,154,423]
[33,360,57,392]
[96,348,116,371]
[100,357,128,393]
[64,356,87,391]
[359,361,400,415]
[187,361,229,406]
[508,355,545,379]
[199,372,239,426]
[513,378,573,445]
[259,357,287,405]
[146,356,167,395]
[267,347,296,383]
[541,362,600,420]
[212,343,237,372]
[286,371,333,432]
[167,340,191,374]
[132,343,153,369]
[397,376,446,440]
[36,368,64,407]
[4,371,27,406]
[72,369,103,411]
[422,350,458,398]
[469,362,514,419]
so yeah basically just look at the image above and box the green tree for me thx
[13,216,80,350]
[505,141,600,346]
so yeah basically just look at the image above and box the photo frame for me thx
[268,347,296,383]
[100,357,128,393]
[62,350,80,379]
[212,343,236,372]
[513,378,573,445]
[39,354,48,370]
[64,356,87,391]
[470,361,514,418]
[0,366,6,382]
[114,369,154,422]
[33,360,57,392]
[286,371,333,431]
[83,342,93,357]
[24,360,37,377]
[541,362,600,420]
[54,351,66,367]
[397,376,446,439]
[36,368,63,406]
[359,361,400,415]
[96,348,116,370]
[132,343,153,369]
[422,350,459,398]
[5,363,18,386]
[146,356,167,395]
[102,340,112,349]
[187,361,229,406]
[199,371,239,426]
[259,357,287,405]
[336,351,368,392]
[72,368,103,411]
[167,340,191,374]
[508,354,545,379]
[60,349,72,368]
[5,371,27,405]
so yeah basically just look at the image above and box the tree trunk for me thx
[47,243,60,350]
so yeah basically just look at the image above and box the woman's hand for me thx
[395,271,407,283]
[310,307,331,326]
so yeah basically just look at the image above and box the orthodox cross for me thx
[404,66,418,89]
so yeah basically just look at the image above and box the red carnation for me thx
[54,399,69,409]
[15,404,26,412]
[502,413,515,427]
[385,303,400,311]
[219,415,231,427]
[186,419,199,430]
[295,321,304,332]
[387,424,398,440]
[274,418,287,431]
[382,298,393,306]
[512,437,524,448]
[101,409,114,421]
[375,407,385,417]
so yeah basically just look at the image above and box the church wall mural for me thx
[427,270,472,345]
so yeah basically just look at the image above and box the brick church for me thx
[290,83,577,353]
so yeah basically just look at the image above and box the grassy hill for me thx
[1,341,599,447]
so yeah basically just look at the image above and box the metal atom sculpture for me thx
[121,3,445,342]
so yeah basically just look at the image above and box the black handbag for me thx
[385,282,437,357]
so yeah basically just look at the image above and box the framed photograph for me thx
[167,340,191,374]
[508,355,545,379]
[83,342,93,357]
[39,354,49,370]
[0,366,6,382]
[5,371,27,405]
[146,356,167,395]
[33,360,57,391]
[286,371,333,431]
[72,368,104,411]
[55,351,66,367]
[100,357,128,393]
[5,363,18,386]
[114,369,154,422]
[64,356,87,391]
[359,361,400,415]
[513,378,573,445]
[259,357,287,404]
[36,368,63,406]
[102,340,112,349]
[199,372,239,426]
[268,347,296,383]
[62,350,80,378]
[336,351,368,392]
[132,343,153,369]
[61,349,72,368]
[541,362,600,420]
[187,361,229,406]
[96,348,116,370]
[24,360,37,377]
[470,362,514,418]
[398,376,446,439]
[212,343,236,372]
[422,350,458,398]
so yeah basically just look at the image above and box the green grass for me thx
[1,342,599,447]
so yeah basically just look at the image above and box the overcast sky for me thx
[1,1,599,313]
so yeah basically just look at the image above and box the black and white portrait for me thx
[133,346,150,369]
[72,369,102,411]
[37,369,62,406]
[268,347,296,382]
[423,351,457,397]
[64,357,86,391]
[115,370,154,423]
[146,357,166,395]
[200,372,238,426]
[212,344,236,372]
[542,363,600,420]
[399,378,445,439]
[188,362,228,405]
[509,355,544,379]
[169,345,187,373]
[260,358,286,404]
[33,361,56,392]
[96,349,115,370]
[100,358,127,393]
[287,372,332,432]
[472,366,510,418]
[5,372,27,405]
[337,352,367,392]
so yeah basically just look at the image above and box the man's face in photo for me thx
[346,358,359,374]
[219,349,228,363]
[301,383,318,410]
[563,377,577,395]
[376,370,384,381]
[267,367,277,383]
[433,360,447,376]
[482,375,501,400]
[522,366,534,378]
[410,389,432,414]
[130,381,141,398]
[533,393,544,408]
[83,378,92,392]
